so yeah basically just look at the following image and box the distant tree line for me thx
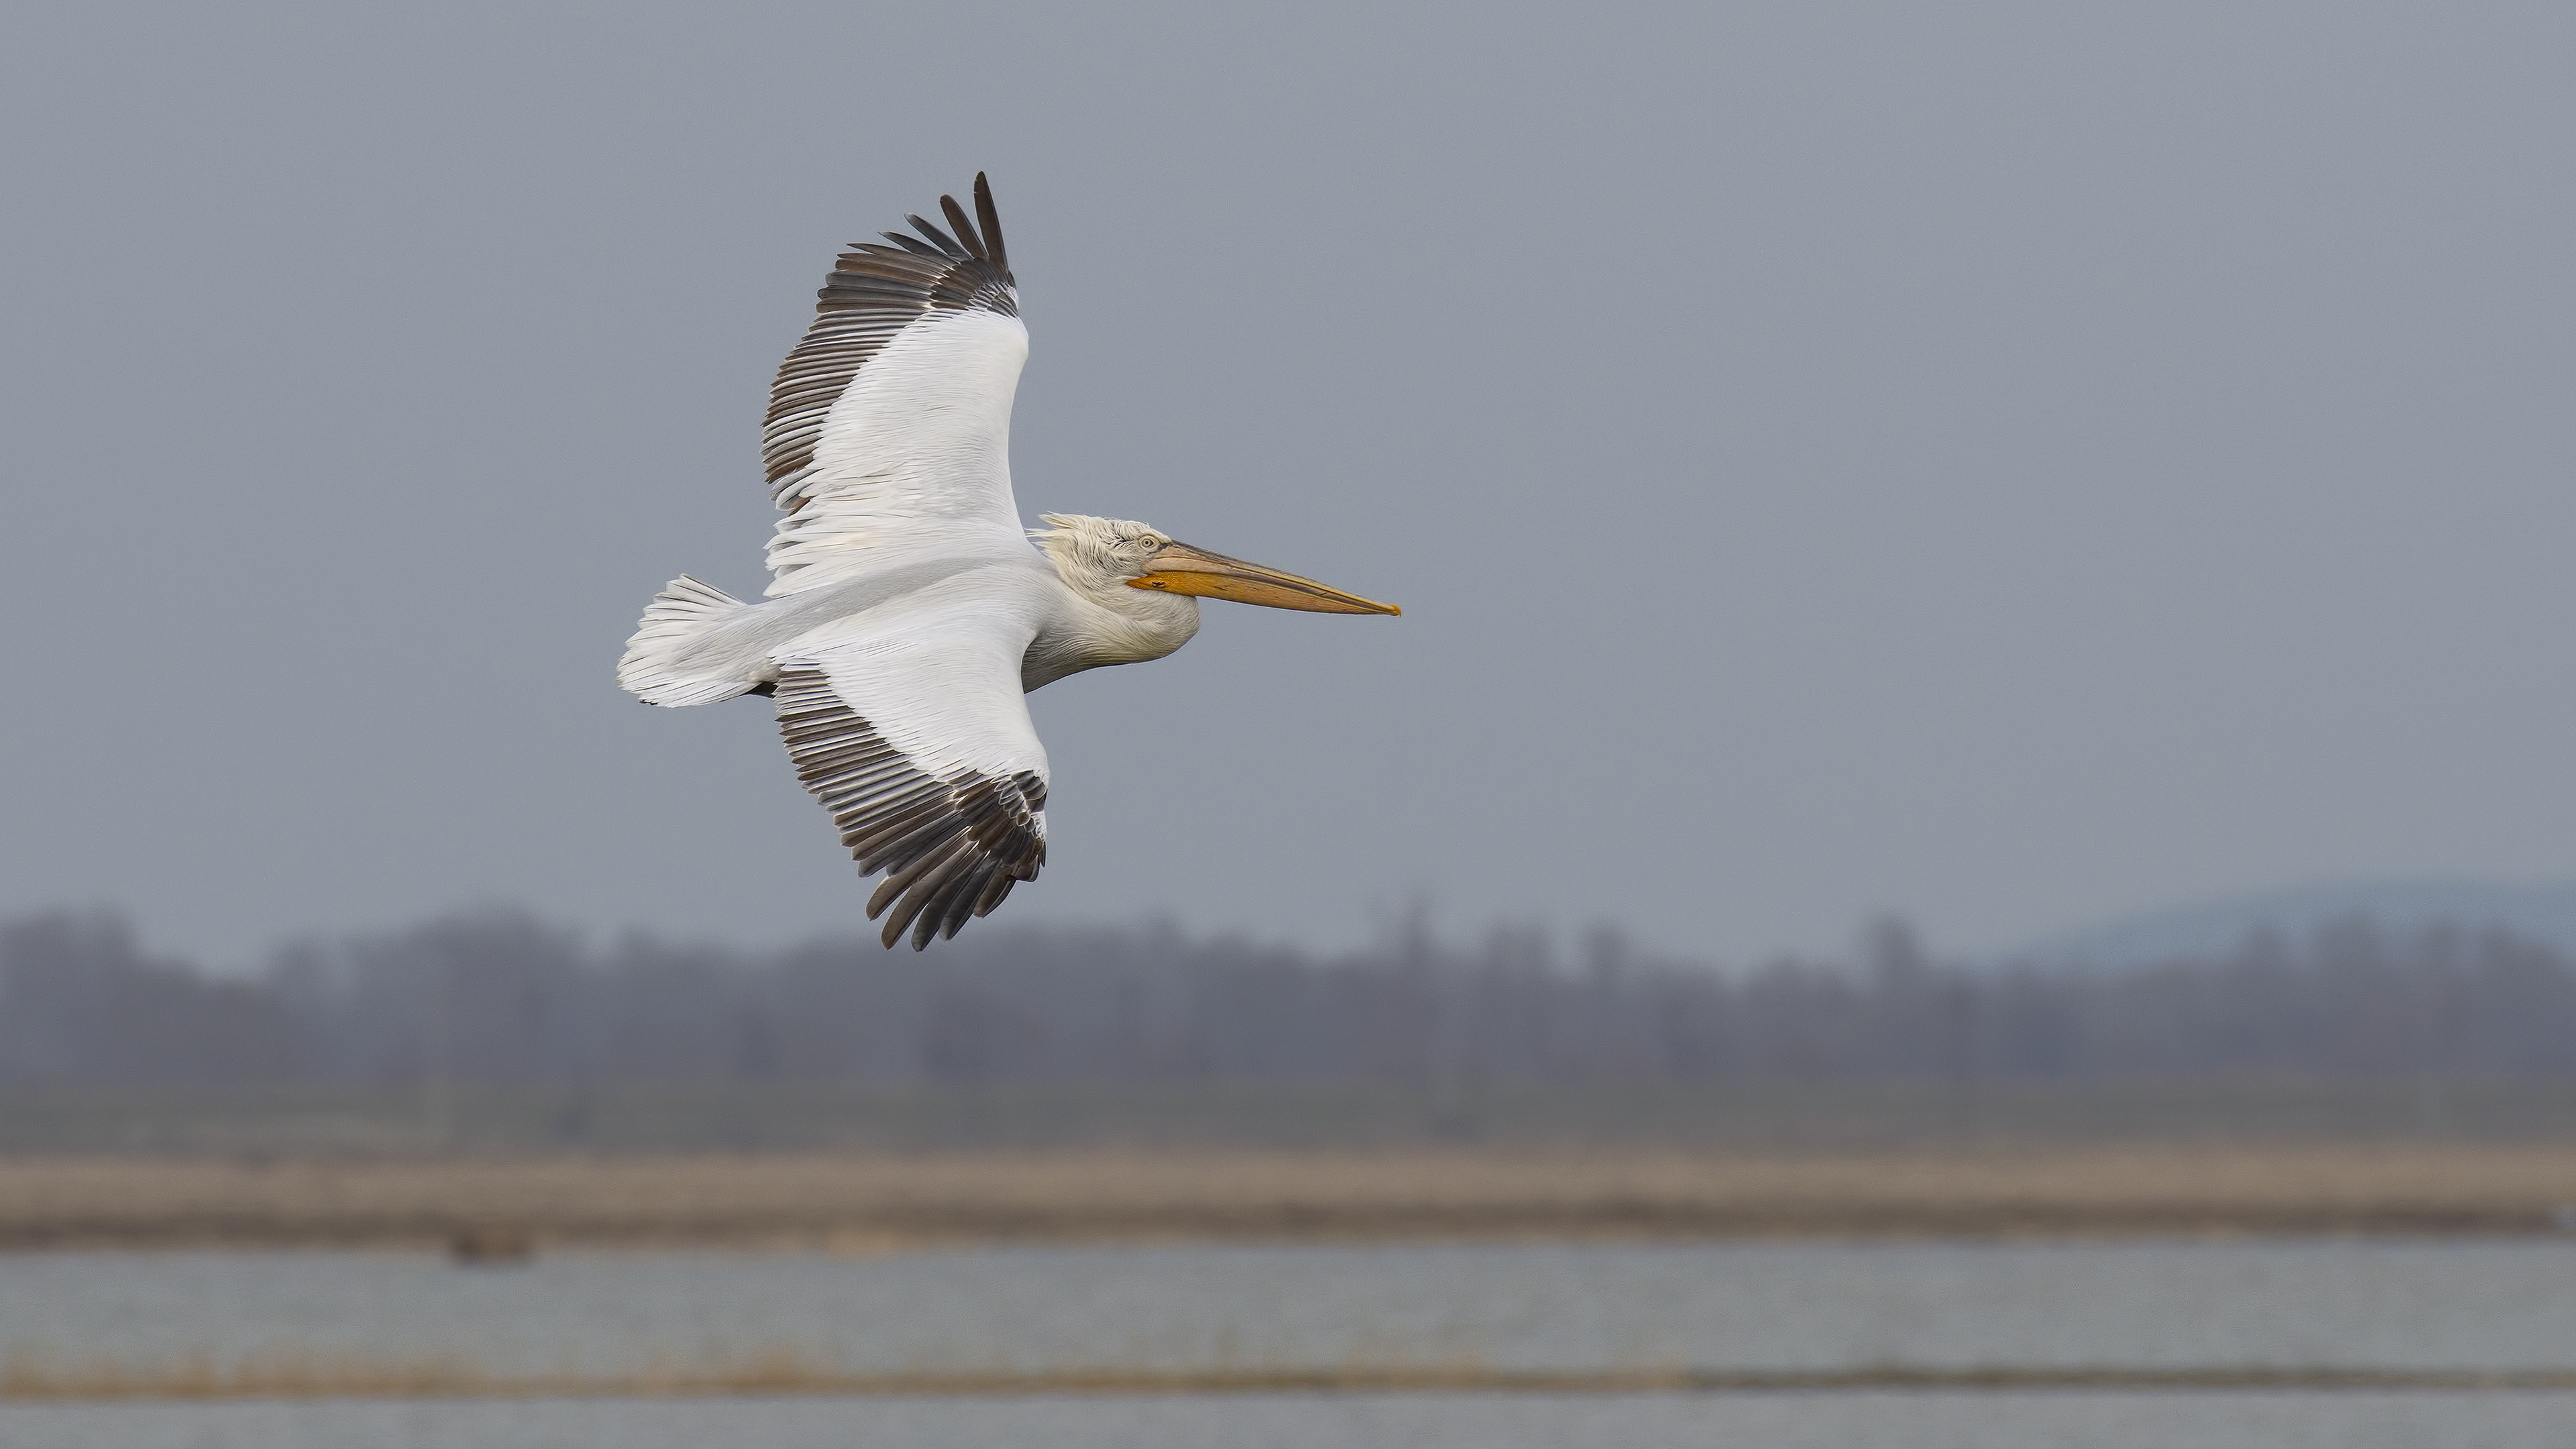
[2,908,2572,1087]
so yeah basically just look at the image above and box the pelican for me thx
[618,175,1398,949]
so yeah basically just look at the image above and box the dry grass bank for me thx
[10,1079,2573,1156]
[3,1142,2576,1248]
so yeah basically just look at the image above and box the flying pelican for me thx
[618,175,1399,949]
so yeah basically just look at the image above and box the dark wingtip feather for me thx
[881,231,947,258]
[910,894,947,949]
[866,873,902,921]
[972,173,1007,273]
[939,194,987,262]
[906,213,968,258]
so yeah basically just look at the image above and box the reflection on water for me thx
[7,1241,2576,1446]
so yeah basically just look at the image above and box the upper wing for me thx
[773,591,1049,950]
[763,174,1032,598]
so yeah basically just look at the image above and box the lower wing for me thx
[773,596,1049,949]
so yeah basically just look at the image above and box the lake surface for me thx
[7,1240,2576,1446]
[12,1393,2576,1449]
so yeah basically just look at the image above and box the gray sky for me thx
[3,1,2572,967]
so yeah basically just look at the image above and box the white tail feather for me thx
[618,575,757,706]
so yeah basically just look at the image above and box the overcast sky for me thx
[3,2,2572,967]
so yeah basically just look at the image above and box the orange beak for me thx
[1126,542,1401,615]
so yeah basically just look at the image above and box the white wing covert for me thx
[773,593,1050,950]
[762,176,1030,598]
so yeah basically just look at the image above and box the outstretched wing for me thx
[763,174,1032,598]
[773,592,1049,949]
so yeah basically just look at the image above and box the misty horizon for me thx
[25,871,2576,983]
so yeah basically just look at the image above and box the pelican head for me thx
[1032,513,1401,616]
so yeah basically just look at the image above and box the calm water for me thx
[11,1393,2576,1449]
[7,1240,2576,1447]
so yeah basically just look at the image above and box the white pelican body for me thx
[619,176,1395,949]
